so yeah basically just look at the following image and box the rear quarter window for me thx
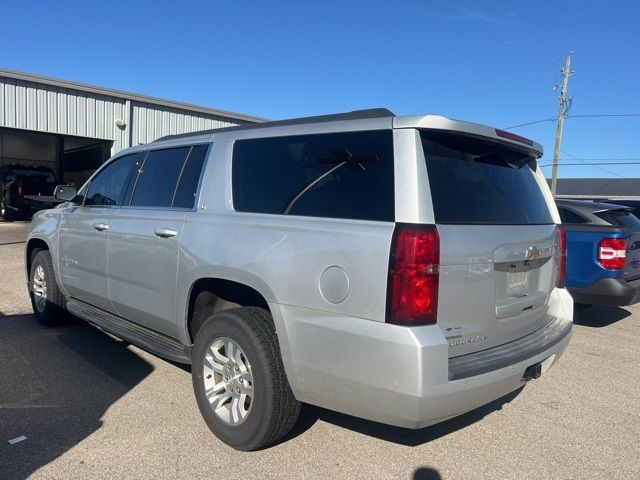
[421,130,552,225]
[232,130,394,221]
[558,207,590,224]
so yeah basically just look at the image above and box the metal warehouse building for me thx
[0,68,263,186]
[552,178,640,200]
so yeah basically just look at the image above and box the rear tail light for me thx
[557,226,567,288]
[16,180,24,198]
[387,224,439,325]
[598,238,627,270]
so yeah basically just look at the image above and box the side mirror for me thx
[54,185,78,202]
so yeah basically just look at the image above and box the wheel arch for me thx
[26,238,50,277]
[184,275,274,344]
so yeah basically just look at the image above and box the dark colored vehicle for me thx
[557,199,640,306]
[601,199,640,217]
[559,197,640,217]
[1,165,59,220]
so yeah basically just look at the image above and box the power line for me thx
[554,158,640,161]
[569,113,640,118]
[541,162,640,167]
[503,118,555,129]
[559,149,627,178]
[540,150,637,179]
[503,113,640,130]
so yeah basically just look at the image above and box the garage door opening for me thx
[0,127,113,188]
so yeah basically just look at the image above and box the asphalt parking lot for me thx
[1,220,639,480]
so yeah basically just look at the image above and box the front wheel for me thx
[191,307,301,450]
[30,250,66,326]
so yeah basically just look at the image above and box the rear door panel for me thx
[107,208,186,338]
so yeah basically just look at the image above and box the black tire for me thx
[29,250,66,326]
[192,307,301,451]
[1,205,17,221]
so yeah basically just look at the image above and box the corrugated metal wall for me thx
[0,77,129,153]
[0,76,244,155]
[132,102,238,145]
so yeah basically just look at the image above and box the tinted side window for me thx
[558,207,589,224]
[173,144,209,209]
[131,147,190,208]
[232,131,394,221]
[85,153,142,207]
[421,131,553,225]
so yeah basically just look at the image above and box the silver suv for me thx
[26,109,573,450]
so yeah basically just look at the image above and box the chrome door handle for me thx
[154,228,177,238]
[92,223,110,232]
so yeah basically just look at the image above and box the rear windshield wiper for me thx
[473,150,537,171]
[283,148,377,215]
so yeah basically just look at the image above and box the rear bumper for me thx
[411,331,571,428]
[448,315,571,380]
[568,277,640,306]
[271,289,573,429]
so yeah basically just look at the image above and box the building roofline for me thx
[0,67,267,124]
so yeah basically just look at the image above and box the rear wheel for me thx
[30,250,66,326]
[192,307,300,450]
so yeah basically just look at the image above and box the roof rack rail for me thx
[153,108,395,142]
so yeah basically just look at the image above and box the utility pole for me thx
[550,52,573,196]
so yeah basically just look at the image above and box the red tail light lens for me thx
[16,180,24,198]
[598,238,627,270]
[557,226,567,288]
[388,224,439,325]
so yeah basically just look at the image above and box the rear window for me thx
[5,169,56,195]
[232,130,394,221]
[596,209,640,229]
[421,131,552,225]
[7,169,55,183]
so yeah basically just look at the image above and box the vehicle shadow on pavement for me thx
[573,305,631,327]
[0,313,153,480]
[282,387,524,447]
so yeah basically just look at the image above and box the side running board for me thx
[66,299,192,364]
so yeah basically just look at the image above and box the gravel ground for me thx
[0,220,638,480]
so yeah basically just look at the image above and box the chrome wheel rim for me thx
[203,337,253,425]
[32,264,47,312]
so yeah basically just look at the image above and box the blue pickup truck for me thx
[557,199,640,307]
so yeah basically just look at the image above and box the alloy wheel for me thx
[32,264,47,312]
[203,337,254,425]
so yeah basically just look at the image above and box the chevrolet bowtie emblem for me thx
[525,246,541,259]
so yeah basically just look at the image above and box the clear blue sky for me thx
[2,0,639,178]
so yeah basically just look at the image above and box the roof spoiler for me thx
[154,108,396,143]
